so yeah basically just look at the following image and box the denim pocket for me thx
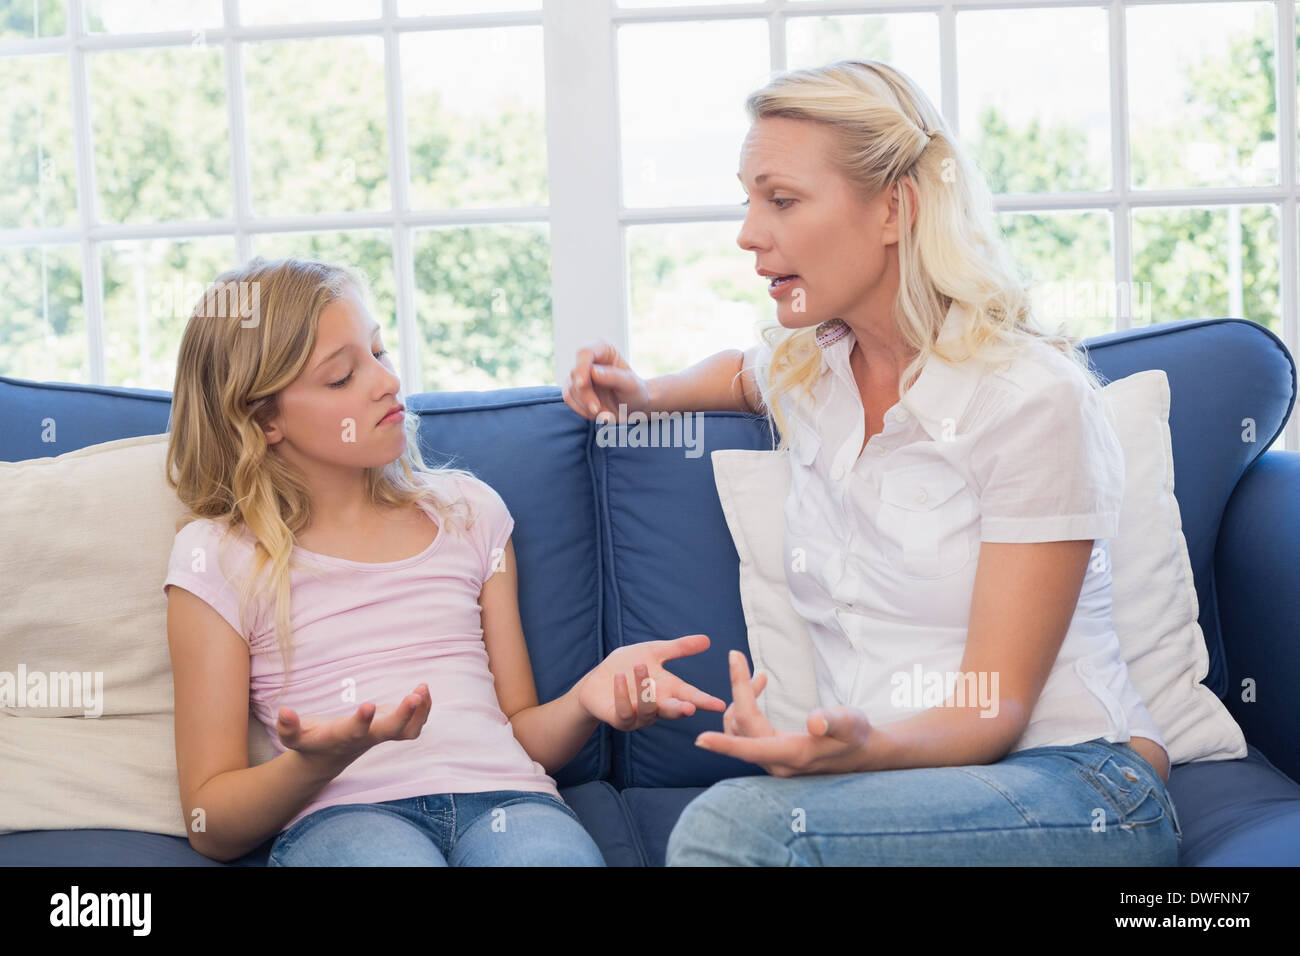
[1075,751,1170,834]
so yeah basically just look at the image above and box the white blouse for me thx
[756,300,1167,757]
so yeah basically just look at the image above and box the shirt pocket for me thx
[876,462,977,578]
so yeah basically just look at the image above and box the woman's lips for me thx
[378,409,404,426]
[769,275,800,298]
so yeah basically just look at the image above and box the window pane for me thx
[958,7,1110,193]
[998,210,1115,341]
[1128,2,1276,189]
[1131,204,1279,333]
[250,230,399,373]
[88,46,230,223]
[100,236,236,389]
[412,224,551,390]
[85,0,221,33]
[239,0,380,25]
[0,54,77,229]
[400,0,539,13]
[244,37,390,216]
[403,26,546,209]
[786,14,940,109]
[619,18,769,207]
[627,221,767,378]
[1,0,67,37]
[0,244,85,383]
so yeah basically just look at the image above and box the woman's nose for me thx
[736,214,766,253]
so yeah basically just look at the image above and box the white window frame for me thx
[1,0,1296,451]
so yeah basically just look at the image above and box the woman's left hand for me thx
[577,634,728,731]
[694,649,874,777]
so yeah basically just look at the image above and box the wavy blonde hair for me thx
[742,59,1103,448]
[164,256,476,700]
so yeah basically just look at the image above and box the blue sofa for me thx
[2,316,1299,866]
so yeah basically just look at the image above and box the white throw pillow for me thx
[0,433,276,838]
[712,369,1249,764]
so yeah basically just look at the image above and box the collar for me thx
[813,301,986,442]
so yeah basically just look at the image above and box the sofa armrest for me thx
[1214,448,1300,783]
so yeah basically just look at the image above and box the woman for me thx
[561,60,1181,865]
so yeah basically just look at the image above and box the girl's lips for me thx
[378,409,404,426]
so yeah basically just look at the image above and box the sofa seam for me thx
[583,418,611,785]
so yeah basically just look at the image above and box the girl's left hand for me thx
[694,649,874,777]
[578,634,728,731]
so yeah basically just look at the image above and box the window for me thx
[2,0,1296,452]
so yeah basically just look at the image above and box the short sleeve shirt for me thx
[162,471,560,832]
[755,301,1166,756]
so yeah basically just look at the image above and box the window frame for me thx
[0,0,1295,452]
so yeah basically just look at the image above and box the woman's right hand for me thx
[562,341,651,423]
[275,684,432,771]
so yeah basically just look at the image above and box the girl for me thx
[563,60,1182,866]
[162,256,726,866]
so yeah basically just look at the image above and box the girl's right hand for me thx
[562,341,651,423]
[275,684,432,770]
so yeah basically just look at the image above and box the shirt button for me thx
[831,465,845,481]
[916,488,928,503]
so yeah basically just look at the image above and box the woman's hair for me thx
[738,59,1104,448]
[164,256,476,700]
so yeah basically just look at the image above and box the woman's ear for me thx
[881,176,919,247]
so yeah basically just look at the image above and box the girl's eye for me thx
[328,349,388,389]
[771,198,794,209]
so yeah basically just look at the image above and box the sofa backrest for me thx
[0,317,1293,792]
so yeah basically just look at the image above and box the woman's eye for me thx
[328,349,388,389]
[771,198,794,209]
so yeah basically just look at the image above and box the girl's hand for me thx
[563,341,651,423]
[578,634,727,731]
[694,651,873,777]
[275,684,433,770]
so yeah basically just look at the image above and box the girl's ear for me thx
[249,395,283,446]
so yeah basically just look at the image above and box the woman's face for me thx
[736,115,901,330]
[261,287,407,472]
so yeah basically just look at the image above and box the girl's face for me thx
[736,115,902,330]
[261,287,407,471]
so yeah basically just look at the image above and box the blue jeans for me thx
[267,790,605,866]
[666,737,1183,866]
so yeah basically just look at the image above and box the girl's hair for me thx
[740,59,1103,448]
[164,256,476,701]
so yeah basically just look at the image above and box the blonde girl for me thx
[164,256,725,866]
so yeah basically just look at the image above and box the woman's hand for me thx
[275,684,433,771]
[694,650,874,777]
[562,341,652,423]
[577,634,727,731]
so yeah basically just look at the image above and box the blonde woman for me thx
[163,257,726,866]
[563,60,1181,865]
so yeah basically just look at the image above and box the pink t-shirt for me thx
[162,471,561,833]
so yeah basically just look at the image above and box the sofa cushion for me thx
[0,434,275,838]
[1085,319,1295,698]
[595,411,774,789]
